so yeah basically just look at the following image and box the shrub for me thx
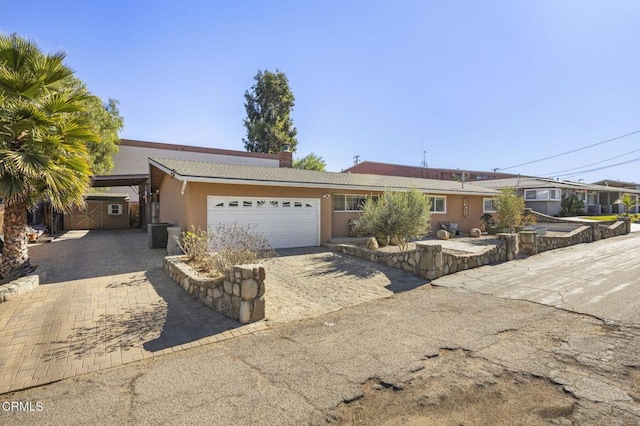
[620,193,636,216]
[207,223,275,274]
[178,223,275,275]
[178,226,211,269]
[356,188,432,251]
[494,188,525,232]
[559,192,585,217]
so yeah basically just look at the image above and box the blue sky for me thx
[4,1,640,183]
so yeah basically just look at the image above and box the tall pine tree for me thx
[243,69,298,153]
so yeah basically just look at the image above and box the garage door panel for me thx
[207,196,320,249]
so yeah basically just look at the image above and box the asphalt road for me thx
[2,235,640,424]
[433,232,640,326]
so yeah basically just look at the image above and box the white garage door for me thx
[207,196,320,249]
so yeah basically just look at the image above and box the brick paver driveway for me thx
[0,230,264,394]
[0,232,428,394]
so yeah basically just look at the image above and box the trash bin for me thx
[166,226,183,255]
[148,223,172,248]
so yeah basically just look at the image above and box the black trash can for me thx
[148,223,172,248]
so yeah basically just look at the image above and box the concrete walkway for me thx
[0,230,266,394]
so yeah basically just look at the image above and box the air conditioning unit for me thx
[108,204,122,215]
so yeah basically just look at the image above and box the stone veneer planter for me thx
[519,219,630,255]
[332,233,518,281]
[0,274,39,304]
[332,217,630,281]
[164,256,265,324]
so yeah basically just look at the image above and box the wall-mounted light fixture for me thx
[322,193,330,199]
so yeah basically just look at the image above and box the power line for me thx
[540,147,640,177]
[495,129,640,171]
[554,156,640,179]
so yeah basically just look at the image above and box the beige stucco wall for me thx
[158,173,490,244]
[158,177,334,243]
[158,175,190,228]
[330,191,487,237]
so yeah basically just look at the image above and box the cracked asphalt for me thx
[433,232,640,326]
[1,235,640,424]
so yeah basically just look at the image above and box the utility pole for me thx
[353,155,360,165]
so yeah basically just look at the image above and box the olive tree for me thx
[357,188,432,251]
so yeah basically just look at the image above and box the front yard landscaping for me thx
[580,214,640,222]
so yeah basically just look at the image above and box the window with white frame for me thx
[587,192,598,205]
[108,204,122,215]
[525,188,561,201]
[333,194,372,212]
[428,196,446,213]
[483,198,496,213]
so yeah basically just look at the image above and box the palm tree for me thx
[0,33,99,280]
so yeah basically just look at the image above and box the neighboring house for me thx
[342,161,517,181]
[474,176,640,216]
[149,157,498,249]
[105,138,283,202]
[592,180,640,214]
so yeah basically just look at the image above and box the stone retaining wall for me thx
[518,219,630,255]
[331,217,630,281]
[528,210,597,225]
[0,274,39,304]
[164,256,265,324]
[332,233,518,281]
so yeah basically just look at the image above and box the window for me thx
[525,188,561,201]
[108,204,122,215]
[333,194,370,212]
[483,198,496,213]
[587,192,598,205]
[428,196,446,213]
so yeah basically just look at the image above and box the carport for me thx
[89,174,150,229]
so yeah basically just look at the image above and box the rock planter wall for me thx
[0,274,39,304]
[164,256,265,324]
[331,216,629,282]
[331,233,518,281]
[518,219,630,255]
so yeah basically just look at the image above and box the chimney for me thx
[278,144,292,168]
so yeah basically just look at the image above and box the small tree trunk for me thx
[0,200,32,280]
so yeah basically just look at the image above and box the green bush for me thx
[560,192,585,217]
[178,226,211,269]
[356,188,432,251]
[495,188,525,232]
[620,193,636,216]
